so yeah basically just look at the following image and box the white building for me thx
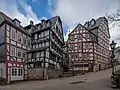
[0,12,31,83]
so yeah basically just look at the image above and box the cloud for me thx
[50,0,120,42]
[0,0,45,26]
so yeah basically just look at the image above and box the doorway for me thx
[99,64,101,71]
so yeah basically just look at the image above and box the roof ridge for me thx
[0,11,12,21]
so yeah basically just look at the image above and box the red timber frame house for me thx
[67,17,110,72]
[0,12,31,83]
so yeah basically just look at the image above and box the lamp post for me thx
[110,40,116,75]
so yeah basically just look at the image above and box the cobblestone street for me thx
[1,67,120,90]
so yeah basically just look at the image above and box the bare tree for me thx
[107,9,120,29]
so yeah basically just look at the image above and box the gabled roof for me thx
[68,23,98,42]
[0,11,30,36]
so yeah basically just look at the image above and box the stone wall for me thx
[26,68,62,80]
[26,68,47,80]
[47,69,62,79]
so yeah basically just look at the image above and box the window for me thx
[71,45,74,50]
[14,68,17,76]
[17,48,21,57]
[12,68,17,76]
[11,46,16,56]
[20,69,22,75]
[12,68,15,76]
[23,51,26,58]
[78,43,82,49]
[18,69,21,76]
[75,54,78,59]
[27,39,31,47]
[7,25,10,31]
[12,68,22,76]
[32,53,36,58]
[18,68,22,76]
[23,37,26,45]
[18,33,21,42]
[15,21,20,27]
[11,28,16,40]
[71,54,74,59]
[71,35,75,41]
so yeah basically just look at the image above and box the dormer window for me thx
[41,19,46,28]
[38,24,42,29]
[47,20,51,26]
[90,19,96,26]
[84,22,89,28]
[13,18,21,27]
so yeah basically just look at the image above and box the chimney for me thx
[30,20,34,25]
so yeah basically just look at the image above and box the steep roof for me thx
[0,12,30,35]
[68,23,98,42]
[84,17,110,38]
[26,16,62,34]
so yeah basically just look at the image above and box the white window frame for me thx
[22,51,26,58]
[11,28,16,41]
[23,36,27,45]
[17,48,22,57]
[11,46,16,56]
[12,68,17,76]
[17,33,22,43]
[18,68,22,76]
[7,25,10,31]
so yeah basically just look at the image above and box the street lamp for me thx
[110,40,116,75]
[110,41,116,50]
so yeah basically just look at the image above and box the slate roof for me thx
[84,17,110,38]
[24,16,61,33]
[24,16,61,29]
[0,12,30,36]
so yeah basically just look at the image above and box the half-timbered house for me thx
[67,17,110,72]
[24,16,64,80]
[0,12,31,83]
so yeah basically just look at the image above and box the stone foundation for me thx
[25,68,62,80]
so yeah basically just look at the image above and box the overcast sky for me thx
[0,0,120,45]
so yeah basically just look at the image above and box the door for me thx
[99,64,101,71]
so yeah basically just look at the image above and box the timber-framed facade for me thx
[24,16,64,80]
[67,17,110,72]
[0,12,31,83]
